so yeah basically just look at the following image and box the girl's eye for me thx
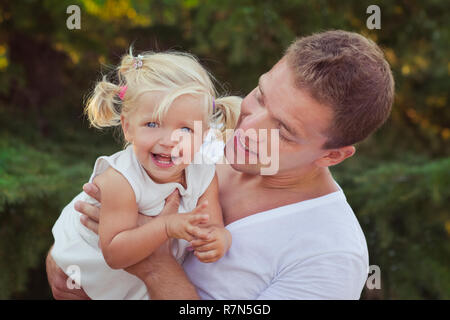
[180,127,193,133]
[146,122,159,128]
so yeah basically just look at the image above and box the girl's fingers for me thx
[182,232,194,242]
[194,250,219,263]
[186,225,210,240]
[188,214,209,225]
[190,237,214,248]
[191,241,217,252]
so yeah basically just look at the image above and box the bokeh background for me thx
[0,0,448,299]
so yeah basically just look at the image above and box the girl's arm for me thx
[190,173,232,263]
[197,173,224,227]
[94,167,209,270]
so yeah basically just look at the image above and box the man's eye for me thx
[278,123,292,142]
[146,122,159,128]
[180,127,193,133]
[280,134,291,142]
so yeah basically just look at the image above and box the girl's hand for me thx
[164,201,212,242]
[190,226,232,263]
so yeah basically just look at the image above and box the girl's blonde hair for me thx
[85,49,241,141]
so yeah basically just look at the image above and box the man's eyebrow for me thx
[259,75,302,139]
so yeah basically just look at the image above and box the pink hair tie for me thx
[118,85,128,100]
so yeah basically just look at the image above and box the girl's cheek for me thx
[176,136,197,164]
[141,128,159,143]
[191,134,202,156]
[183,137,196,163]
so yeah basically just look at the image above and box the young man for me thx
[46,30,394,299]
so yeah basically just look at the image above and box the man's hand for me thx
[75,182,158,233]
[190,226,232,263]
[46,247,90,300]
[74,183,102,232]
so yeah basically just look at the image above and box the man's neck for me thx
[217,164,340,226]
[240,165,338,199]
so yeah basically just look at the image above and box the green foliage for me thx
[0,137,91,298]
[0,0,448,299]
[334,156,450,299]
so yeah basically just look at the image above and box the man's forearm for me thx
[143,256,200,300]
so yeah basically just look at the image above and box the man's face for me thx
[224,57,334,176]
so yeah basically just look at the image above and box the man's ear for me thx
[121,114,132,143]
[315,145,356,167]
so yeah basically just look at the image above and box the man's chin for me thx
[228,161,262,175]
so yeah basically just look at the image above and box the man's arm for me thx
[125,241,200,300]
[46,246,91,300]
[143,259,200,299]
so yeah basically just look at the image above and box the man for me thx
[46,30,394,299]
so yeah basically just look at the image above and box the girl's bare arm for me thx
[190,173,232,263]
[94,167,209,269]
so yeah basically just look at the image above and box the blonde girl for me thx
[51,50,241,299]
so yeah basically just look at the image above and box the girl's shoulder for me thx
[89,146,143,203]
[93,166,136,203]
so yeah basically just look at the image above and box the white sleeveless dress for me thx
[51,145,217,300]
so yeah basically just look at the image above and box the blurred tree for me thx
[0,0,448,299]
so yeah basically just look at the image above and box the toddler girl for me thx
[51,50,241,299]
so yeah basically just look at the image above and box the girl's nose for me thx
[159,131,177,148]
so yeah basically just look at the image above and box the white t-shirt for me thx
[183,187,369,299]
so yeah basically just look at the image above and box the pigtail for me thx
[212,96,242,139]
[117,48,139,81]
[84,76,122,129]
[84,49,138,129]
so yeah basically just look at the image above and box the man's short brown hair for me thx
[285,30,395,149]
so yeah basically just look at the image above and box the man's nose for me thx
[240,107,271,132]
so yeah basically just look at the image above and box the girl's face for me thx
[121,92,208,184]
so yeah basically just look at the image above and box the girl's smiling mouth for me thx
[150,152,176,168]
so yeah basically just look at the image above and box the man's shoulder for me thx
[296,194,369,264]
[259,192,368,263]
